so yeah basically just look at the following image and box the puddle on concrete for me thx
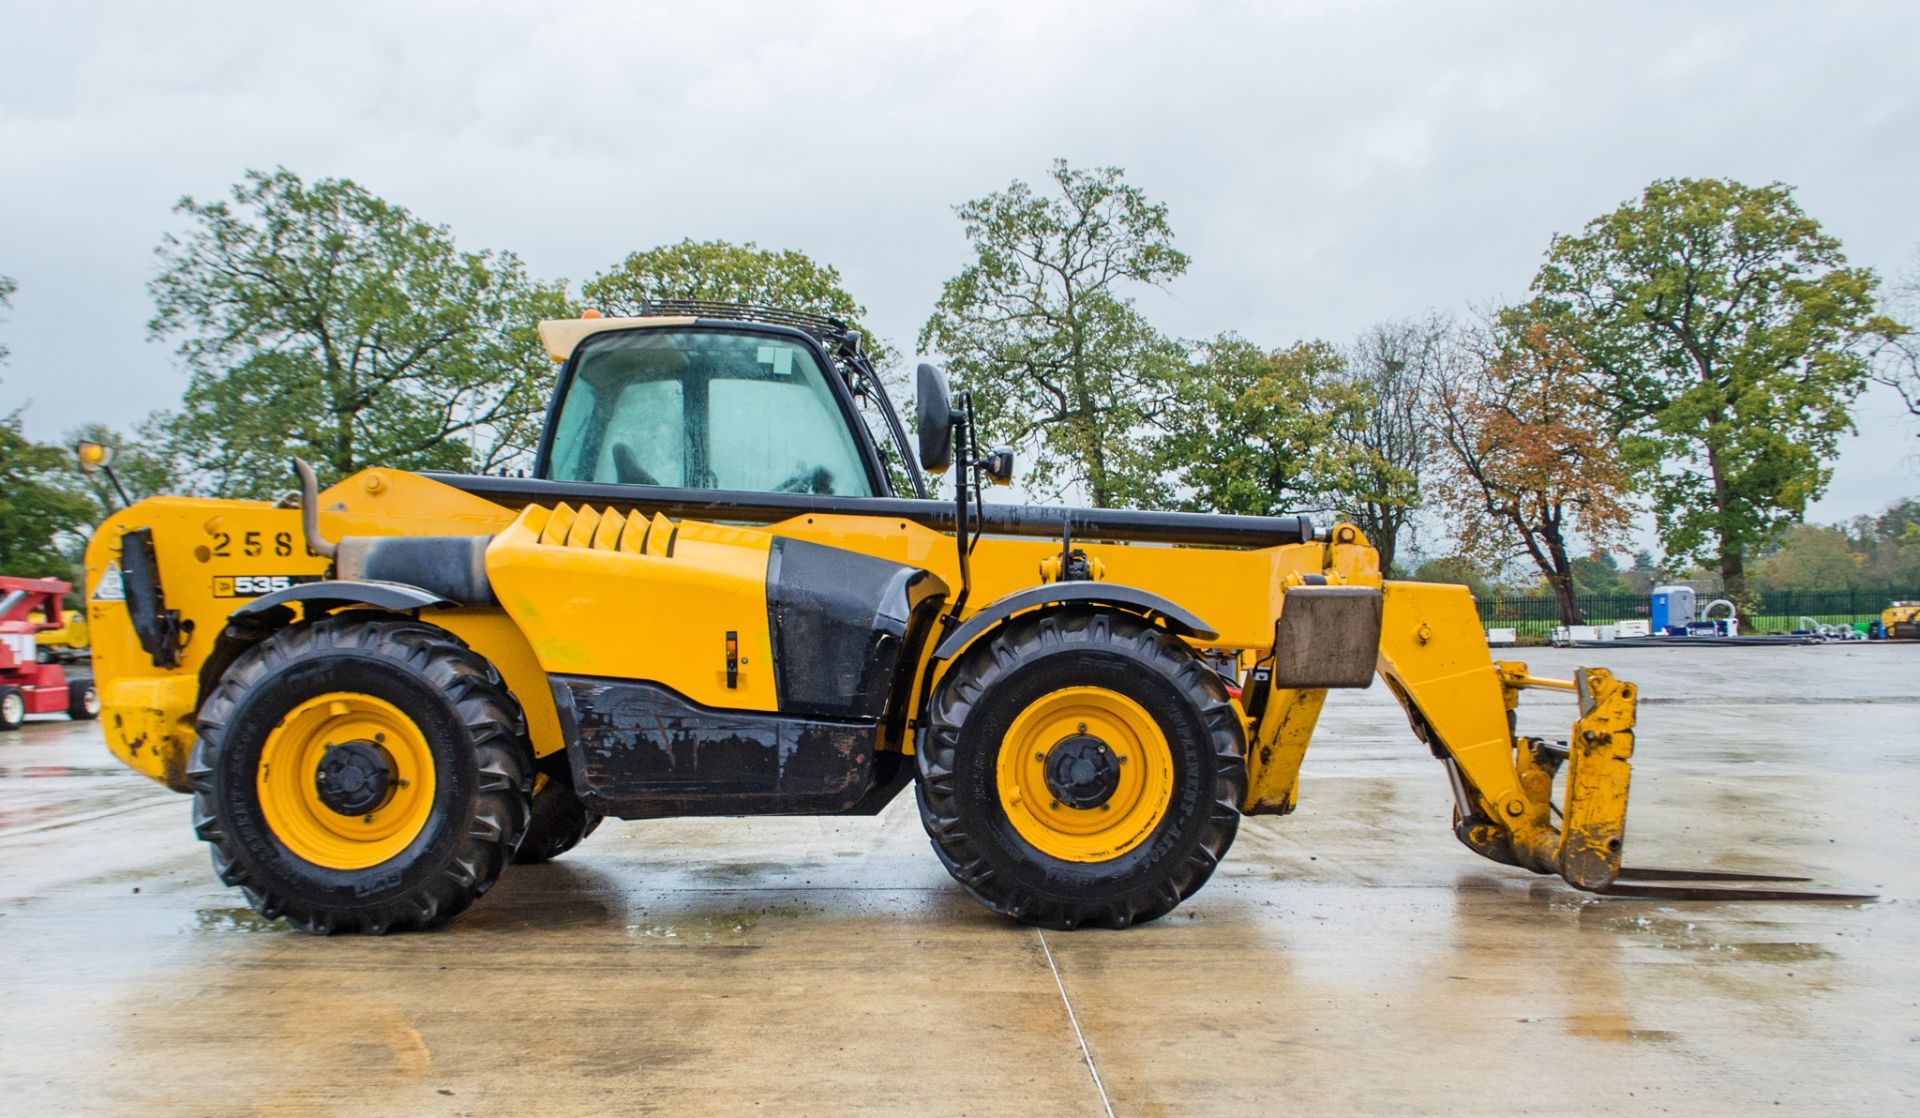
[625,904,815,942]
[0,765,129,779]
[1604,914,1839,962]
[191,907,285,934]
[1565,1011,1680,1044]
[694,861,803,881]
[457,896,618,932]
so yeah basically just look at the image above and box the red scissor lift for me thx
[0,576,98,731]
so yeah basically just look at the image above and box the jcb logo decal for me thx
[213,575,320,598]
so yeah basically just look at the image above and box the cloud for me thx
[1,0,1914,518]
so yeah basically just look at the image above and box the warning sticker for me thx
[92,562,126,602]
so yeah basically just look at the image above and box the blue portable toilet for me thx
[1650,585,1696,635]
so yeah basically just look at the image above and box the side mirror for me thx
[916,363,953,473]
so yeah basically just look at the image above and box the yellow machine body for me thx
[83,472,1637,895]
[80,310,1645,904]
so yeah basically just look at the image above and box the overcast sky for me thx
[2,0,1914,532]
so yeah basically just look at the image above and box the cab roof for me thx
[539,301,862,364]
[537,315,698,363]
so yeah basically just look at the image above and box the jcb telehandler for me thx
[82,302,1851,934]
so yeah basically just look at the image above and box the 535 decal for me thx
[212,574,322,598]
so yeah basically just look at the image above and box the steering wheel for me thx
[611,443,660,487]
[775,466,834,494]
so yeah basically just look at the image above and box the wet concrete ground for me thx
[1,645,1914,1116]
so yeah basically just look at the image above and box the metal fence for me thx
[1474,587,1915,634]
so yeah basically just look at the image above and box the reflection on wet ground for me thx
[0,646,1915,1115]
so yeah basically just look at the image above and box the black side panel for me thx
[119,527,182,668]
[554,677,876,819]
[334,535,495,605]
[766,538,947,720]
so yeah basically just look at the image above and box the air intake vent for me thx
[537,503,677,557]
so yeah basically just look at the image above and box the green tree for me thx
[1530,178,1890,604]
[148,168,571,498]
[0,413,90,578]
[1155,336,1371,517]
[582,239,891,364]
[582,239,916,492]
[1411,555,1494,599]
[0,273,15,366]
[1752,524,1868,591]
[1570,552,1631,597]
[920,160,1189,508]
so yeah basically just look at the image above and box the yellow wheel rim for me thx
[256,692,437,871]
[996,686,1173,863]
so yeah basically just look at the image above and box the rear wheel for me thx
[188,616,532,934]
[0,686,23,731]
[513,767,604,864]
[917,609,1244,930]
[67,677,99,721]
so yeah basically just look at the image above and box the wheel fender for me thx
[197,581,454,725]
[230,579,451,619]
[931,583,1218,662]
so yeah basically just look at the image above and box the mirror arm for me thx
[942,393,975,631]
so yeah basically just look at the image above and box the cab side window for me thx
[545,329,875,497]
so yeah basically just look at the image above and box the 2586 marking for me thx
[209,531,302,558]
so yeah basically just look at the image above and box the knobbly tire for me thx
[67,676,99,721]
[917,608,1245,930]
[187,616,532,935]
[513,767,604,864]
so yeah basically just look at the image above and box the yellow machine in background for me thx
[1884,601,1920,640]
[81,303,1849,936]
[33,610,88,663]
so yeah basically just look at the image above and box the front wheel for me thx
[187,616,532,934]
[916,609,1245,930]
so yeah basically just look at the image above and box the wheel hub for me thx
[314,741,394,816]
[1044,733,1122,809]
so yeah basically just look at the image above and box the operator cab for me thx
[533,307,920,499]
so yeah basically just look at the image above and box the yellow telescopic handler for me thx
[80,303,1865,934]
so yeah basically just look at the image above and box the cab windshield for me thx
[544,329,875,497]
